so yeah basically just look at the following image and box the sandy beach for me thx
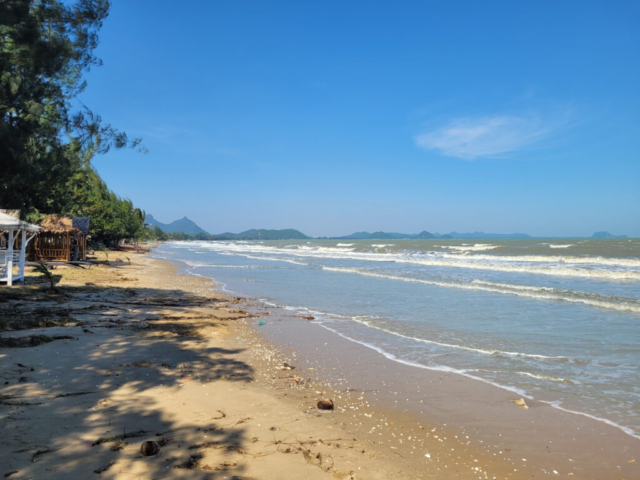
[1,252,638,479]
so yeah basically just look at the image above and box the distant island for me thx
[329,231,531,240]
[210,229,309,241]
[146,215,630,241]
[591,231,628,239]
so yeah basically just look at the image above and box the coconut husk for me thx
[317,399,334,410]
[141,440,160,456]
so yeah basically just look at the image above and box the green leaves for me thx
[33,262,56,290]
[1,0,147,244]
[1,0,145,214]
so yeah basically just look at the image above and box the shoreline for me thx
[170,252,640,479]
[182,258,640,442]
[1,252,638,479]
[0,252,440,479]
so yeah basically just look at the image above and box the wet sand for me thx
[0,252,637,479]
[249,302,640,479]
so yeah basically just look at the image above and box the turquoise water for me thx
[154,238,640,438]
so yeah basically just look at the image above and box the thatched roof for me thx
[37,214,80,234]
[72,216,90,234]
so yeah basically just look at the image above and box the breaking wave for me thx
[323,267,640,313]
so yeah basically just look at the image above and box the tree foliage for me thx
[0,0,147,243]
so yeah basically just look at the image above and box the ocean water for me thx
[153,239,640,439]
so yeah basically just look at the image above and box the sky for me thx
[81,0,640,237]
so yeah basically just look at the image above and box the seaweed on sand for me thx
[0,335,75,348]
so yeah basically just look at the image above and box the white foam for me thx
[299,307,640,441]
[440,244,499,252]
[323,267,640,313]
[549,244,575,249]
[441,252,640,268]
[184,260,269,269]
[337,243,354,247]
[541,401,640,440]
[343,312,569,360]
[226,253,309,266]
[181,240,640,280]
[315,321,531,398]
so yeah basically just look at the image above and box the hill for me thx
[591,231,628,239]
[146,214,209,236]
[211,229,309,240]
[337,231,435,240]
[446,231,532,239]
[334,231,528,240]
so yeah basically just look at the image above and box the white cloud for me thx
[415,113,564,159]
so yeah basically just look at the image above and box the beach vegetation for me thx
[0,0,147,244]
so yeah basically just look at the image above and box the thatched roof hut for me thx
[32,214,90,262]
[37,214,80,234]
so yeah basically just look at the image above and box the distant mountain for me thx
[146,214,209,236]
[447,231,532,239]
[591,231,628,239]
[337,231,435,240]
[211,229,309,240]
[334,230,529,240]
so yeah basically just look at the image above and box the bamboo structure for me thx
[32,214,90,262]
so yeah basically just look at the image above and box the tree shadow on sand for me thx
[0,283,260,479]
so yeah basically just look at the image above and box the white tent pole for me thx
[19,230,27,280]
[7,228,14,286]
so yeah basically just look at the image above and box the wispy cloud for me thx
[415,113,568,159]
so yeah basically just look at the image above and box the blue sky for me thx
[82,1,639,237]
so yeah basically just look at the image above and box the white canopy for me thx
[1,212,40,285]
[0,212,40,232]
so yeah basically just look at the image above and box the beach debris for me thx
[0,395,41,406]
[158,437,174,447]
[512,398,529,409]
[15,363,34,371]
[92,429,148,447]
[94,461,117,474]
[257,321,266,326]
[82,328,94,334]
[110,440,127,451]
[31,447,61,463]
[54,391,95,398]
[18,377,28,383]
[128,361,154,368]
[317,399,335,410]
[174,453,203,469]
[0,334,75,348]
[140,440,160,456]
[296,315,315,321]
[189,441,241,452]
[137,321,149,329]
[3,471,18,478]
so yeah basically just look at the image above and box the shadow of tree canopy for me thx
[0,283,260,479]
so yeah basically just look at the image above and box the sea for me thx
[152,238,640,439]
